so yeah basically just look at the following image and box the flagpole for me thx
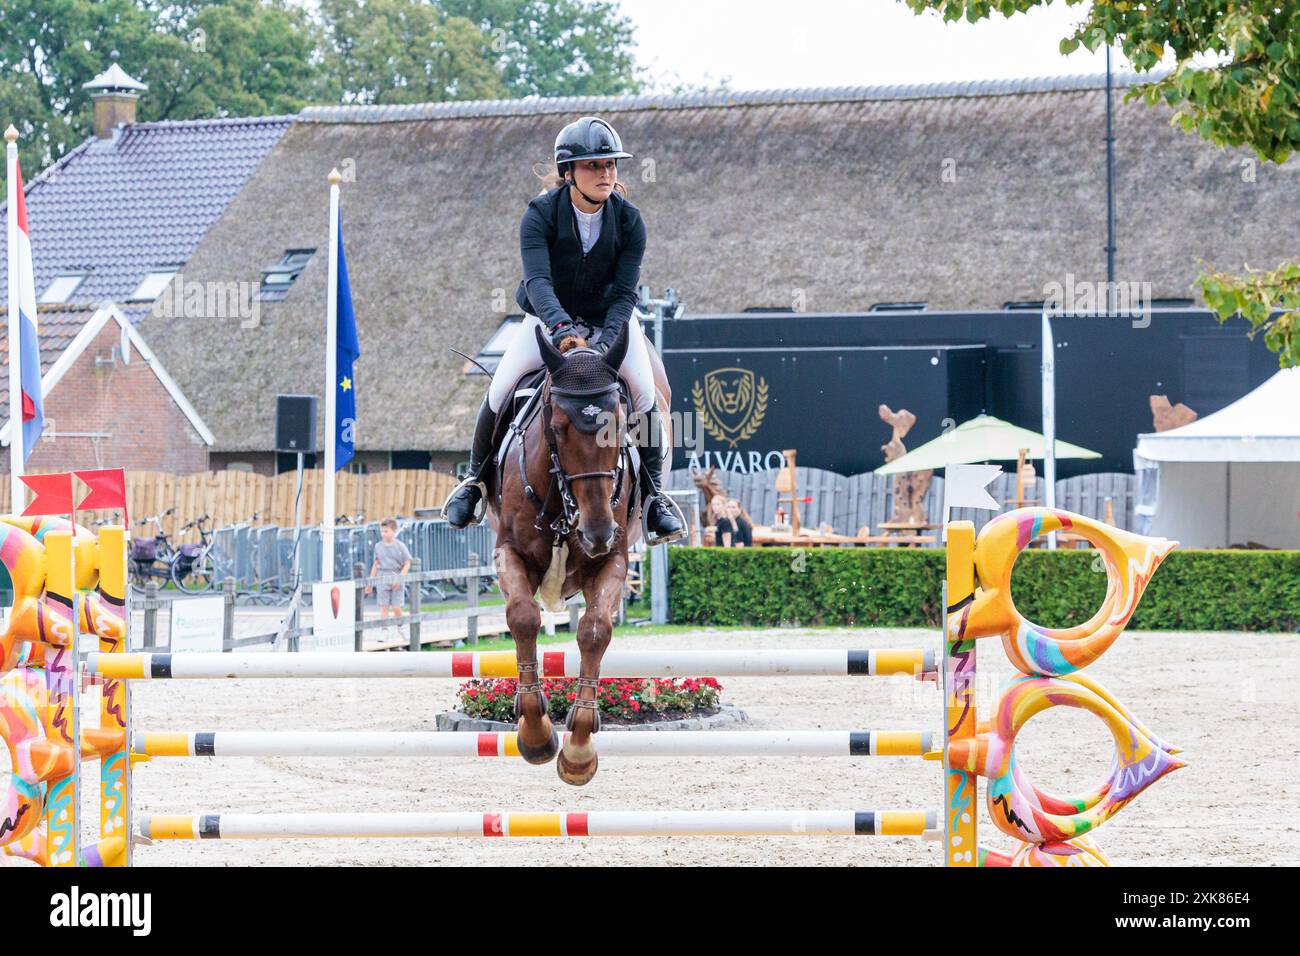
[6,126,22,515]
[1041,308,1057,549]
[322,168,341,582]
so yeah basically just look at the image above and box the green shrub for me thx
[667,547,1300,632]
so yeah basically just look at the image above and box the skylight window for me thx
[259,249,316,301]
[129,269,177,302]
[39,274,86,304]
[481,316,522,355]
[468,315,524,374]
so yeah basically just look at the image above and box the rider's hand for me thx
[550,320,594,350]
[549,321,576,349]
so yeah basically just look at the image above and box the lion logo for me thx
[692,367,768,448]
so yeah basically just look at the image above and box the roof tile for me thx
[0,116,292,305]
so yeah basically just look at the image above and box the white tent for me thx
[1134,367,1300,548]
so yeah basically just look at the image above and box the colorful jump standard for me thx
[943,521,979,867]
[0,505,1181,866]
[0,516,130,866]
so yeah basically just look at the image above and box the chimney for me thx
[82,54,148,139]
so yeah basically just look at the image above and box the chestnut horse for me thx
[488,322,671,785]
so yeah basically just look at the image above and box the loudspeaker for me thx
[275,395,318,453]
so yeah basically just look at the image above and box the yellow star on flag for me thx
[340,376,352,392]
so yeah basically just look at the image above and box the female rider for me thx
[442,116,685,545]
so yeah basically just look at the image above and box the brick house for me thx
[0,303,213,474]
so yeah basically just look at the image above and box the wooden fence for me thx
[0,470,458,540]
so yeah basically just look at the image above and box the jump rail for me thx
[88,648,936,680]
[139,810,940,840]
[133,730,936,758]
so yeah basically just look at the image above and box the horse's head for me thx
[535,323,630,557]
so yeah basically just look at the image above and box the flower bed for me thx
[455,676,723,726]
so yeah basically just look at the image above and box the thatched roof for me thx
[140,73,1299,453]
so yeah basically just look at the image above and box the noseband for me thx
[514,376,633,541]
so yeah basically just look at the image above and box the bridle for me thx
[513,376,634,541]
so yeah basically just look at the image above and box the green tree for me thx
[4,0,642,186]
[441,0,640,98]
[316,0,505,104]
[903,0,1300,367]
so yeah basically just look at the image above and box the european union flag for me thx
[335,217,360,469]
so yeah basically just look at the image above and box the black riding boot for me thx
[637,406,686,545]
[443,397,496,528]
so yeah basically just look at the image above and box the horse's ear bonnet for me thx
[548,349,622,434]
[533,324,624,433]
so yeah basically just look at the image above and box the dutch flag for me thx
[9,158,43,461]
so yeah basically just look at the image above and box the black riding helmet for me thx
[554,117,631,204]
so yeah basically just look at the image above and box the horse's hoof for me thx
[556,743,599,786]
[516,721,559,765]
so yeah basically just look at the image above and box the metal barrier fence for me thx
[665,468,1138,539]
[211,519,499,594]
[129,562,577,652]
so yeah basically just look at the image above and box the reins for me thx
[511,377,632,541]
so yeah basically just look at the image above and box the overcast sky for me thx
[618,0,1145,91]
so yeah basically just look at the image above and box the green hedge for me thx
[667,547,1300,632]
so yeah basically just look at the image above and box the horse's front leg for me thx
[556,553,626,786]
[497,545,557,765]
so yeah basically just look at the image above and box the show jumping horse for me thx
[488,322,671,785]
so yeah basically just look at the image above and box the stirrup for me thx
[440,475,487,526]
[642,494,687,547]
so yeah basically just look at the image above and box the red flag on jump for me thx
[74,468,128,526]
[20,472,74,517]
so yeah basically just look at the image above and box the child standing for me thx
[365,518,412,623]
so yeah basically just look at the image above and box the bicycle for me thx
[129,509,177,595]
[171,514,227,594]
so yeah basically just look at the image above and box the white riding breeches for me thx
[488,312,657,415]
